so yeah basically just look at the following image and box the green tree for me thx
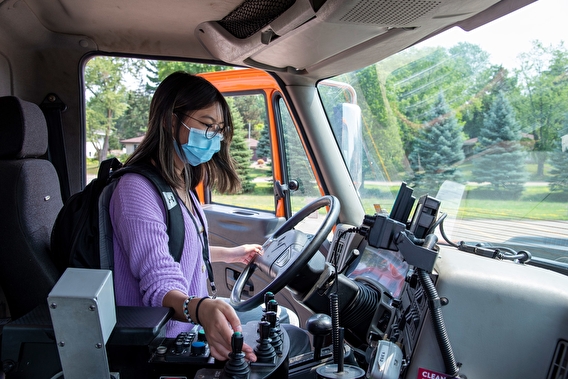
[114,88,152,140]
[472,91,527,194]
[384,43,498,147]
[460,66,516,139]
[85,57,129,161]
[408,92,465,192]
[514,41,568,177]
[353,65,405,184]
[227,98,255,193]
[256,124,271,161]
[549,119,568,193]
[232,94,267,141]
[145,60,230,91]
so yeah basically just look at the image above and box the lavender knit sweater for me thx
[109,172,209,337]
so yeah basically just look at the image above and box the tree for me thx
[114,88,152,140]
[227,98,255,193]
[514,41,568,177]
[549,119,568,193]
[232,94,267,141]
[145,60,230,92]
[85,57,129,161]
[471,91,527,194]
[408,92,465,192]
[353,64,405,184]
[256,124,271,161]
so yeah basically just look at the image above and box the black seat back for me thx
[0,96,63,320]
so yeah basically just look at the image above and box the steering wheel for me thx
[230,195,340,312]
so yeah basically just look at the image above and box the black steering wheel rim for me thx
[230,195,340,312]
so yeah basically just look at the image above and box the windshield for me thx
[318,0,568,263]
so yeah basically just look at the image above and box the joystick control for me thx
[263,292,275,308]
[254,321,277,364]
[306,313,332,360]
[265,311,283,354]
[223,331,250,378]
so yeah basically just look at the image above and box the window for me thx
[318,0,568,262]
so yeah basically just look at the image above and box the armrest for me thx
[108,306,173,346]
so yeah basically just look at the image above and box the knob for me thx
[306,313,332,360]
[191,341,206,356]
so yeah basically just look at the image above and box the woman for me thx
[109,71,259,361]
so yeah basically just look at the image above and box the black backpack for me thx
[50,158,184,274]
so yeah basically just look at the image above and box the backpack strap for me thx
[110,163,185,263]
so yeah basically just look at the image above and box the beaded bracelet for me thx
[183,296,196,324]
[194,296,210,325]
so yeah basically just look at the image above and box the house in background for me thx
[120,135,145,155]
[86,132,105,158]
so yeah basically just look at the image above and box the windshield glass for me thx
[318,0,568,263]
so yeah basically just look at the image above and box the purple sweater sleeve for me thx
[109,172,208,336]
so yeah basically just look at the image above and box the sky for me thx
[419,0,568,70]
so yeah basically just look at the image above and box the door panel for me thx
[204,203,284,247]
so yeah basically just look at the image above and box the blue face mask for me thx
[175,128,222,166]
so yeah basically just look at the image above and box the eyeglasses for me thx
[176,113,226,139]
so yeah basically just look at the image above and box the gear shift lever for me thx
[306,313,332,360]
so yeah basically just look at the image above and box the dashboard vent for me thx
[548,339,568,379]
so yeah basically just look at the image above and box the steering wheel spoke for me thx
[230,196,340,311]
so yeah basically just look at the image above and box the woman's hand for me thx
[194,298,257,361]
[210,244,263,265]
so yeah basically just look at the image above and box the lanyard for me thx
[184,191,217,298]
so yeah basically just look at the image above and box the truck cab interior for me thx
[1,0,568,378]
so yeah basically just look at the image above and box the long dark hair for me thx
[125,71,241,194]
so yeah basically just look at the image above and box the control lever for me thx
[265,311,283,354]
[306,313,332,360]
[263,292,275,309]
[223,332,250,378]
[314,295,365,379]
[254,321,277,364]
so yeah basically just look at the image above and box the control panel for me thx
[150,327,213,365]
[146,298,292,379]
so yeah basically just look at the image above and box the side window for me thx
[278,98,323,233]
[212,93,274,211]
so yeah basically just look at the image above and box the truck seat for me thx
[0,96,63,320]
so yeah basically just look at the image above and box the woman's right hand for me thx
[194,297,257,362]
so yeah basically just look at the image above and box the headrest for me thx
[0,96,48,159]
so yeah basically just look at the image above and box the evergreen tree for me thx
[227,98,255,193]
[471,90,527,194]
[408,92,465,193]
[256,124,271,161]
